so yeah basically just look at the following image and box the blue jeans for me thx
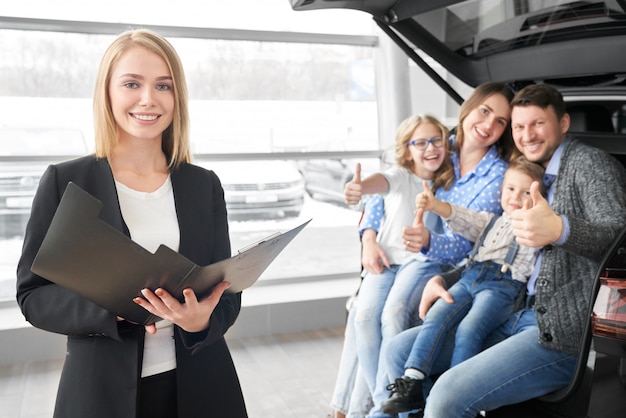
[381,309,576,418]
[405,261,523,374]
[355,260,447,391]
[354,259,449,418]
[331,299,373,417]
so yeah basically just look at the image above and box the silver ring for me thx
[406,240,411,246]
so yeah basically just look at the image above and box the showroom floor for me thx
[0,327,346,418]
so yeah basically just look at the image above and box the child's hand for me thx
[412,207,424,228]
[344,163,363,205]
[361,232,390,274]
[415,180,435,212]
[403,205,430,252]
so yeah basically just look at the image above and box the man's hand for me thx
[511,181,562,247]
[344,163,363,205]
[418,275,454,319]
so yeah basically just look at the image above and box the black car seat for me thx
[567,105,614,133]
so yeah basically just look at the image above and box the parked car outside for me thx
[200,160,306,221]
[297,157,389,208]
[297,158,355,207]
[291,1,626,417]
[0,127,89,238]
[297,155,386,208]
[0,126,305,235]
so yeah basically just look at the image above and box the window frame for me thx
[0,16,391,308]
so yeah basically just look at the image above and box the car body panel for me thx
[296,157,381,208]
[1,128,305,237]
[200,160,305,220]
[297,158,354,206]
[292,0,626,89]
[0,128,89,238]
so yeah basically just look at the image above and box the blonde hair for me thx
[453,82,516,162]
[93,29,191,168]
[394,114,454,191]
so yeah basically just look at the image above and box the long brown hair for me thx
[394,114,454,191]
[453,82,516,162]
[93,29,191,168]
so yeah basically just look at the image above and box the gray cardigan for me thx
[443,138,626,355]
[533,138,626,354]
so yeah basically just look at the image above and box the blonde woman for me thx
[17,29,247,418]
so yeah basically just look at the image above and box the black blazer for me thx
[16,156,247,418]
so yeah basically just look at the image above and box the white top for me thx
[115,176,179,377]
[378,165,430,265]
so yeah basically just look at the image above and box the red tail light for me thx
[592,269,626,341]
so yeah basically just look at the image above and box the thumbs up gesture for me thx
[415,181,435,212]
[415,181,451,218]
[403,213,430,252]
[413,207,424,228]
[403,182,435,252]
[511,181,563,248]
[344,163,363,205]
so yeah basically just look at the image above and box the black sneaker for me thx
[381,376,424,414]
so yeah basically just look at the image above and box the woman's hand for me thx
[415,180,436,212]
[133,280,232,334]
[418,275,454,319]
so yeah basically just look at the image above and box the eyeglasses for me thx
[407,136,444,151]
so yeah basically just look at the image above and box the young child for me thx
[381,155,546,415]
[341,114,456,403]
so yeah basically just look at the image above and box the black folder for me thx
[31,182,310,325]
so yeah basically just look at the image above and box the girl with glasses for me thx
[340,114,455,417]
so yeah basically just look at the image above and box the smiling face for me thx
[406,122,446,179]
[511,104,569,166]
[500,167,535,215]
[108,45,175,145]
[461,92,511,151]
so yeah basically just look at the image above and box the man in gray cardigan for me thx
[378,84,626,418]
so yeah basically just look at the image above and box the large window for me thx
[0,2,383,302]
